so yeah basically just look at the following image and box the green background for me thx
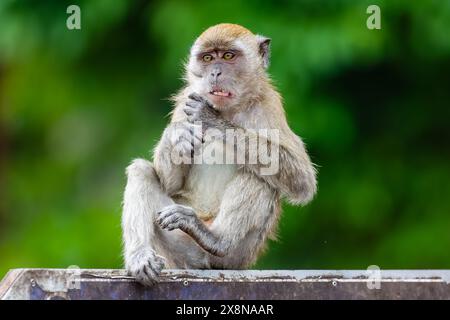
[0,0,449,278]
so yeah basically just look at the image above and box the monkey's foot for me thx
[126,249,166,286]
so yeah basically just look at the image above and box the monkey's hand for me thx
[168,122,203,158]
[157,204,197,231]
[157,204,226,257]
[126,248,166,286]
[184,93,220,129]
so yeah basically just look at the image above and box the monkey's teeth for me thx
[212,91,230,97]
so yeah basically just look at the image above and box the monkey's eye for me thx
[222,52,235,60]
[202,54,213,62]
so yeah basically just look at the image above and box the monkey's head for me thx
[186,23,271,111]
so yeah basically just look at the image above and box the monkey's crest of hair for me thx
[191,23,259,60]
[196,23,255,49]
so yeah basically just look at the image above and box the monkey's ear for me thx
[256,35,271,69]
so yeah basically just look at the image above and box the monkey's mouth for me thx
[209,89,232,98]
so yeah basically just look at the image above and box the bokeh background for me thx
[0,0,449,278]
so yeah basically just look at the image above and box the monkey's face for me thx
[186,25,271,111]
[188,47,255,110]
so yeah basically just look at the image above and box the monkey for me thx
[122,23,317,286]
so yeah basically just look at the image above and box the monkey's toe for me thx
[127,249,166,287]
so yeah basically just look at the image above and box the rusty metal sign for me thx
[1,269,450,300]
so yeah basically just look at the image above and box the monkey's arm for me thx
[157,173,279,260]
[184,93,317,205]
[244,131,317,205]
[153,121,201,195]
[156,204,227,256]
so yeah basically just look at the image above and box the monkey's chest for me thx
[181,163,237,220]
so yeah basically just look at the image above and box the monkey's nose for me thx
[211,68,222,80]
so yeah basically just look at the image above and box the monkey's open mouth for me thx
[210,90,232,97]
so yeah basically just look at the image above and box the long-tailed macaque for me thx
[122,24,317,285]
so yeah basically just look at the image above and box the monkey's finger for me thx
[188,93,213,107]
[186,126,203,144]
[185,101,201,109]
[142,264,156,279]
[143,265,159,283]
[183,109,193,116]
[136,267,157,286]
[183,105,197,115]
[188,93,203,102]
[157,207,184,221]
[156,209,172,219]
[186,114,197,124]
[165,219,185,231]
[192,134,202,145]
[158,218,174,229]
[173,140,193,156]
[160,220,171,229]
[136,274,156,287]
[179,135,195,147]
[160,216,181,229]
[161,222,177,230]
[166,224,181,231]
[188,124,203,138]
[156,210,176,223]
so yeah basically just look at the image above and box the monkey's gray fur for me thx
[122,24,317,286]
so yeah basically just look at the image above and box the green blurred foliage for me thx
[0,0,449,277]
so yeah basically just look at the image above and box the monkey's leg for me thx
[157,172,281,269]
[122,159,209,285]
[208,173,281,269]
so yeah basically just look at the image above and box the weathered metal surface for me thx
[1,269,450,300]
